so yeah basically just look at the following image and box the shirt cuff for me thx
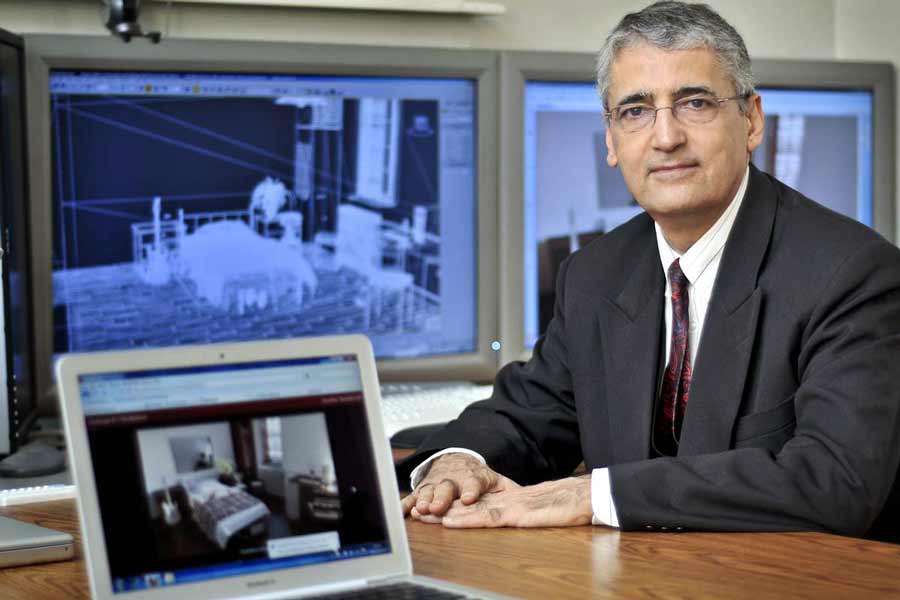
[409,448,487,489]
[590,467,620,528]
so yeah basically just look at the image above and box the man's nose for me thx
[651,107,687,151]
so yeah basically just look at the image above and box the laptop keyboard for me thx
[310,581,481,599]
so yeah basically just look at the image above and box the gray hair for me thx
[596,1,755,110]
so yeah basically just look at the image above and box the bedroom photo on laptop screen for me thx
[79,354,390,593]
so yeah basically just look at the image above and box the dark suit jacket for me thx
[400,165,900,540]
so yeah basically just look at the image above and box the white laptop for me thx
[0,515,73,568]
[57,335,510,599]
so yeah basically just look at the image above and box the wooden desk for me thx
[3,499,900,599]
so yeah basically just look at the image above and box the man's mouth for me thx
[649,162,699,174]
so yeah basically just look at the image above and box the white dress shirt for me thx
[412,166,750,528]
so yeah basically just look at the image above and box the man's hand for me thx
[401,453,520,519]
[435,476,594,528]
[401,454,594,528]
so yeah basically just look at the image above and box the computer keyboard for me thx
[0,484,77,507]
[380,381,494,440]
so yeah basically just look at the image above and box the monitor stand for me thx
[0,442,66,478]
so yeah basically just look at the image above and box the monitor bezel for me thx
[25,35,501,411]
[498,50,897,365]
[0,26,39,454]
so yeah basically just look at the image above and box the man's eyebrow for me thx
[673,85,718,98]
[613,91,652,107]
[612,86,718,108]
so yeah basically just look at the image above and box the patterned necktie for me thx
[654,258,692,457]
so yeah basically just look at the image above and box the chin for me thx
[641,187,699,212]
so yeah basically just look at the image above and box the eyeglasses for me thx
[605,95,747,133]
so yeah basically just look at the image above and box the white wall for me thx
[136,422,235,517]
[281,412,334,480]
[0,0,834,58]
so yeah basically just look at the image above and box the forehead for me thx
[607,42,734,104]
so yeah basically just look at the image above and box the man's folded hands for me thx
[402,453,593,528]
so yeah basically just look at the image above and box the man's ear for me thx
[606,126,618,167]
[745,93,765,154]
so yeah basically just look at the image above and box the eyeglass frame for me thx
[604,93,751,132]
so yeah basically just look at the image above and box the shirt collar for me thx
[655,165,750,285]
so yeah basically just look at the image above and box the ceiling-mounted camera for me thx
[101,0,162,43]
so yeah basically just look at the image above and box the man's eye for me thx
[620,106,647,119]
[683,98,714,110]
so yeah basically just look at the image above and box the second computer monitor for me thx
[51,70,476,360]
[27,37,500,398]
[26,35,498,400]
[506,52,895,355]
[0,28,37,455]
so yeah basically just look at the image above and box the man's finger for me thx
[414,484,435,514]
[460,475,487,504]
[428,479,459,515]
[417,512,443,525]
[401,493,417,516]
[410,506,442,524]
[442,499,507,529]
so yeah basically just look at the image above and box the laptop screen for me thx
[78,354,391,593]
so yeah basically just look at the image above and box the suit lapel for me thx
[599,230,665,463]
[677,166,776,455]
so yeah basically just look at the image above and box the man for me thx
[399,1,900,538]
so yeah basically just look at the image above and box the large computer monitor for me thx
[0,28,37,456]
[498,51,896,364]
[25,36,500,407]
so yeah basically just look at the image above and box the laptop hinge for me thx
[366,574,407,586]
[242,578,371,600]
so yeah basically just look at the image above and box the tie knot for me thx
[667,258,689,289]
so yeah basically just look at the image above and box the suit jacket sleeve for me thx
[396,256,582,486]
[609,238,900,537]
